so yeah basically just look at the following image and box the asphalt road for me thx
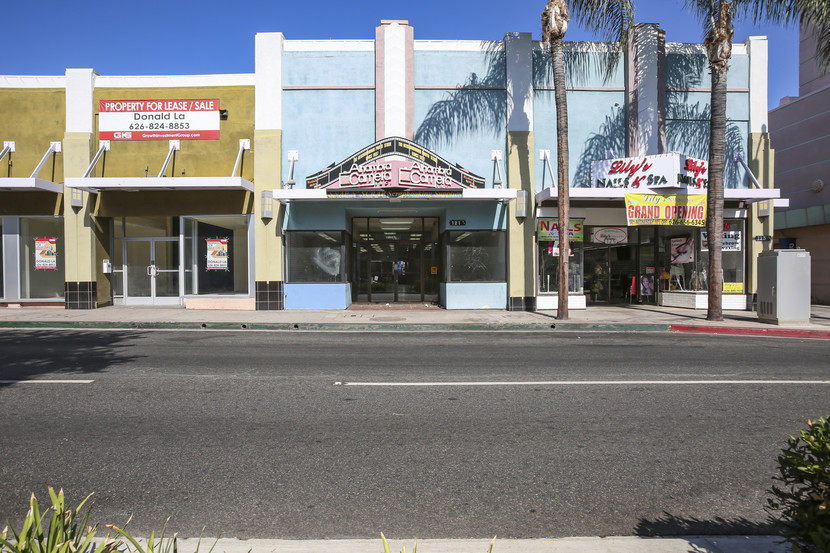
[0,329,828,539]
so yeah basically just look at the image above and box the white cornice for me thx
[0,76,65,88]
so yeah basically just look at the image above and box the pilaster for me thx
[63,68,100,308]
[254,33,286,309]
[748,132,775,298]
[505,32,536,311]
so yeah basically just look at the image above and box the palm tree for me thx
[683,0,830,321]
[542,0,634,320]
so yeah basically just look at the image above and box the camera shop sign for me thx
[98,99,220,141]
[591,152,708,190]
[307,137,485,190]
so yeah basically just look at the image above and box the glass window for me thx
[539,241,584,294]
[654,226,703,292]
[286,231,348,282]
[700,219,745,293]
[447,231,506,282]
[652,219,745,294]
[19,217,64,299]
[540,220,586,294]
[183,216,250,295]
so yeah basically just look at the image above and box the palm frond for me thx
[570,0,636,44]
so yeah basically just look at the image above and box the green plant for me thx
[767,416,830,553]
[0,486,118,553]
[380,533,496,553]
[108,518,217,553]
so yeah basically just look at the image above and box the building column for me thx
[746,36,774,303]
[254,33,285,310]
[505,32,536,311]
[626,23,666,156]
[375,20,414,140]
[63,68,105,309]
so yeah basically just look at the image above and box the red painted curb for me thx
[671,324,830,339]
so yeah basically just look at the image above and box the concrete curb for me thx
[0,319,827,338]
[0,320,674,332]
[671,324,830,340]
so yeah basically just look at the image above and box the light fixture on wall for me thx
[515,190,529,218]
[261,191,273,219]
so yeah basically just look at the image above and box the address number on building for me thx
[754,235,772,242]
[449,220,467,226]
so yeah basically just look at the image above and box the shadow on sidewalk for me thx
[635,511,779,537]
[0,330,144,387]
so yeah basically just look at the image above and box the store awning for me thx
[535,186,788,207]
[66,176,253,193]
[0,177,64,193]
[272,187,517,204]
[65,138,253,193]
[0,141,64,193]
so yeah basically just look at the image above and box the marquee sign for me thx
[306,137,485,190]
[591,152,708,190]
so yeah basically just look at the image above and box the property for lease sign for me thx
[34,238,58,270]
[99,99,220,140]
[206,238,229,270]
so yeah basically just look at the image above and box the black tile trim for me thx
[255,280,284,311]
[508,296,537,312]
[64,282,98,310]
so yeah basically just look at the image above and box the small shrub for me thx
[767,416,830,553]
[0,486,118,553]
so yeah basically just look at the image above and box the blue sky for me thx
[2,0,800,109]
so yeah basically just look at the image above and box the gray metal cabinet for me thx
[757,249,811,324]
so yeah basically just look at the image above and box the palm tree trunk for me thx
[551,38,570,320]
[707,63,727,321]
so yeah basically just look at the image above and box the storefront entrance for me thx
[583,244,638,304]
[124,237,180,305]
[353,217,440,304]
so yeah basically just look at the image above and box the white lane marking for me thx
[0,379,94,384]
[341,380,830,387]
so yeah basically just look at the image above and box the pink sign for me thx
[328,159,467,190]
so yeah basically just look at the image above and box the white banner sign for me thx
[591,152,709,190]
[99,99,220,141]
[701,230,742,252]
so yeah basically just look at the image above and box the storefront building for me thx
[0,21,782,310]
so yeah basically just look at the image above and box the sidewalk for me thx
[0,303,828,338]
[171,536,791,553]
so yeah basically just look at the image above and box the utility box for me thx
[757,249,811,324]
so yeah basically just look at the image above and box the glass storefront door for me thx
[353,217,439,304]
[124,238,180,305]
[583,245,638,304]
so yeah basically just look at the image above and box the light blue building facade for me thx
[266,21,778,311]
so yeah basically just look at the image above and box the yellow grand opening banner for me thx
[624,194,707,227]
